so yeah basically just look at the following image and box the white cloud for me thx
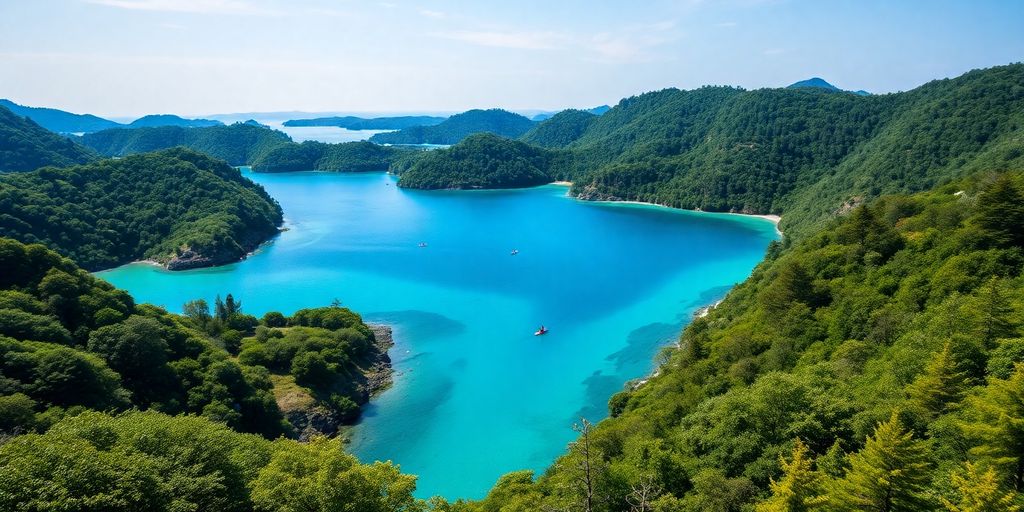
[83,0,278,16]
[433,30,569,50]
[419,9,446,19]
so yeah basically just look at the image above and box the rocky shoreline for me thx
[165,227,284,270]
[283,324,395,441]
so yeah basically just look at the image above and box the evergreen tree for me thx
[830,411,934,511]
[963,365,1024,490]
[978,277,1017,347]
[941,462,1020,512]
[756,439,827,512]
[906,343,967,418]
[214,294,227,321]
[976,175,1024,247]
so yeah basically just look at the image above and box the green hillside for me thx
[520,109,598,148]
[0,99,121,133]
[398,133,556,189]
[0,105,97,172]
[452,171,1024,511]
[0,148,283,270]
[252,140,414,172]
[80,123,292,166]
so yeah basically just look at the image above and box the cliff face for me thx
[278,324,395,441]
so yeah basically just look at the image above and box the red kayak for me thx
[534,326,548,336]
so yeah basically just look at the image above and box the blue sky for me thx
[0,0,1021,117]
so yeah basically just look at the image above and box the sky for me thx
[0,0,1021,118]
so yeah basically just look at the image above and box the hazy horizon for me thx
[2,0,1022,118]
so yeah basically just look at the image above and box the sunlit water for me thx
[97,172,778,499]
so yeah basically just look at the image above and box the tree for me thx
[940,462,1020,512]
[976,175,1024,247]
[756,439,827,512]
[906,343,967,418]
[250,436,422,512]
[182,298,212,328]
[962,365,1024,490]
[830,411,934,511]
[977,278,1016,347]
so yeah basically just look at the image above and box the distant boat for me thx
[510,249,519,255]
[418,242,428,248]
[534,325,548,336]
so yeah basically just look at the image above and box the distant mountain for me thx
[788,77,871,95]
[126,114,223,128]
[0,99,121,133]
[369,109,536,145]
[0,104,97,172]
[283,115,447,130]
[532,105,610,122]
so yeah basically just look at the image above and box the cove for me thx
[96,172,779,499]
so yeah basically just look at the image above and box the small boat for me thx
[418,242,428,248]
[510,249,519,256]
[534,325,548,336]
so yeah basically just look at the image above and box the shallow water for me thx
[97,172,777,499]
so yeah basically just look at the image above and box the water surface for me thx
[97,172,777,499]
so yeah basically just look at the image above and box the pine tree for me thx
[830,411,934,511]
[976,175,1024,247]
[906,343,967,418]
[963,365,1024,491]
[941,462,1021,512]
[978,277,1016,348]
[756,439,827,512]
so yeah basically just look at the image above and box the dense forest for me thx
[436,170,1024,511]
[396,64,1024,238]
[0,98,121,133]
[0,148,283,270]
[370,109,536,145]
[284,115,447,130]
[0,238,419,510]
[398,133,557,189]
[0,105,97,172]
[520,109,599,148]
[252,140,416,173]
[79,123,293,166]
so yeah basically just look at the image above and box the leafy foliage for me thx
[0,410,424,512]
[0,147,283,270]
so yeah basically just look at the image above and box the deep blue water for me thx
[97,172,778,499]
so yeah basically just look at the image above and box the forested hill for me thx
[520,109,599,148]
[398,133,556,189]
[457,171,1024,511]
[0,148,283,270]
[0,105,97,172]
[284,115,447,130]
[79,123,293,166]
[369,108,536,145]
[400,64,1024,238]
[251,140,415,173]
[0,238,423,510]
[0,98,121,133]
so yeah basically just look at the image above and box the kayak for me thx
[534,328,548,336]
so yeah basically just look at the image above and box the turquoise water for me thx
[96,172,778,499]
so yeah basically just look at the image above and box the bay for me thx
[97,171,778,499]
